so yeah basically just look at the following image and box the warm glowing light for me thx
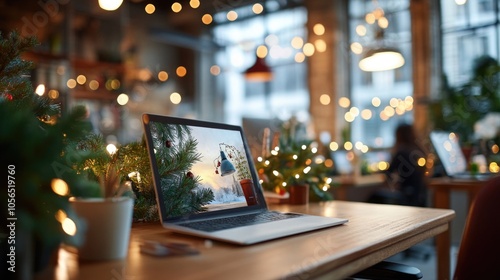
[256,45,268,58]
[292,155,298,160]
[294,52,305,63]
[303,43,315,56]
[88,80,99,90]
[62,217,77,236]
[344,112,356,122]
[372,97,381,107]
[325,159,333,168]
[98,0,123,11]
[361,109,372,120]
[301,145,307,150]
[51,179,69,196]
[313,23,325,35]
[145,4,155,14]
[48,90,59,99]
[418,157,426,167]
[320,94,331,105]
[273,170,279,176]
[303,166,311,174]
[384,106,395,117]
[350,107,360,117]
[158,71,169,81]
[110,79,120,89]
[291,36,304,49]
[329,141,339,151]
[252,3,264,14]
[355,141,364,150]
[378,17,389,28]
[389,98,399,107]
[189,0,200,9]
[210,65,221,75]
[227,10,238,21]
[365,13,376,24]
[76,75,87,85]
[35,84,45,96]
[356,25,367,36]
[489,162,499,173]
[55,210,67,222]
[344,141,353,150]
[339,97,350,108]
[171,2,182,13]
[449,132,457,141]
[117,93,129,105]
[202,14,213,25]
[170,92,182,104]
[378,161,389,171]
[67,79,77,89]
[106,143,117,155]
[176,66,187,77]
[492,144,499,154]
[314,39,327,52]
[350,42,363,54]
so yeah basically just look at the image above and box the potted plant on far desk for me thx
[68,134,135,261]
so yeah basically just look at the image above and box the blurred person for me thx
[370,124,428,207]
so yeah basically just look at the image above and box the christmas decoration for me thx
[0,31,101,273]
[256,118,333,202]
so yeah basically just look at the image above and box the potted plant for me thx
[68,134,137,261]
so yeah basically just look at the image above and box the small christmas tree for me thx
[0,31,101,273]
[256,118,333,202]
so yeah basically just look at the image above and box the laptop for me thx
[142,114,348,245]
[429,131,492,180]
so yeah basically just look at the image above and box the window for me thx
[212,4,309,125]
[441,0,500,86]
[348,0,413,148]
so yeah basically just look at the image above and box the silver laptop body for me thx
[142,114,347,245]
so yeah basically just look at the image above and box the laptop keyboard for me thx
[180,211,303,232]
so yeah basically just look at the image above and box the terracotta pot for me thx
[288,184,309,205]
[240,179,257,205]
[69,197,134,261]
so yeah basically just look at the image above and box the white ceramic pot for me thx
[69,197,134,261]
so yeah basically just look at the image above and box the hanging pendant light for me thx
[359,47,405,72]
[219,150,236,176]
[98,0,123,11]
[244,56,273,82]
[357,4,405,72]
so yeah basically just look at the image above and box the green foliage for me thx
[431,55,500,145]
[0,31,100,250]
[71,134,159,221]
[0,100,101,247]
[0,31,59,119]
[150,122,214,218]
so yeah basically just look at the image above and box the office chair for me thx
[351,175,500,280]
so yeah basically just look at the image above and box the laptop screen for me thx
[429,131,467,176]
[143,114,264,221]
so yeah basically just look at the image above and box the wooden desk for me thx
[46,201,454,280]
[428,177,489,280]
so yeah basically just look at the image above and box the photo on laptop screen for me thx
[146,118,260,219]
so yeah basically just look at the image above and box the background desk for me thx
[45,201,454,280]
[428,177,491,280]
